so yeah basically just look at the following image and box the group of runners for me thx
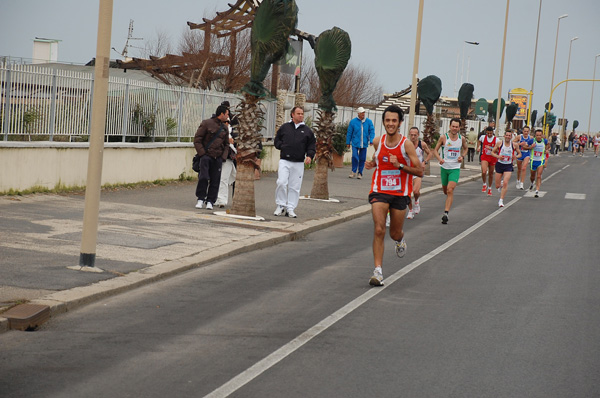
[364,107,554,287]
[478,125,549,204]
[571,133,600,157]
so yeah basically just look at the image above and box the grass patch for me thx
[1,175,197,196]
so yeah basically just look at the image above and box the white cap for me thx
[357,107,365,113]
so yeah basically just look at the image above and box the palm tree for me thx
[309,27,351,200]
[458,83,474,136]
[229,0,298,217]
[418,75,442,147]
[505,103,518,130]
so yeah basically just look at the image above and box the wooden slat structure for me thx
[117,0,261,88]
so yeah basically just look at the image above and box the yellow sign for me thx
[508,88,531,121]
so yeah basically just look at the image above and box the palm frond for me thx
[489,98,506,121]
[505,103,518,123]
[241,0,298,98]
[417,75,442,115]
[314,27,351,112]
[458,83,474,119]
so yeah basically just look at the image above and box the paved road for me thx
[1,155,599,397]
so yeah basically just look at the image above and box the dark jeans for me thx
[467,148,475,162]
[195,155,222,204]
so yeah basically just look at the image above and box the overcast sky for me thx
[2,0,600,132]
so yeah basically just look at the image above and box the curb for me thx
[0,172,480,333]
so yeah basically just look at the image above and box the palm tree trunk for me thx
[229,93,263,217]
[230,162,255,217]
[310,110,335,199]
[311,157,329,199]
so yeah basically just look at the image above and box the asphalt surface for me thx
[0,161,481,332]
[1,153,599,397]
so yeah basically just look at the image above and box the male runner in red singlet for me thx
[364,105,423,286]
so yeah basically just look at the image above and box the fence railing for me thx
[1,62,488,143]
[0,63,277,142]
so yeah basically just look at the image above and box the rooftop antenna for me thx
[118,19,143,59]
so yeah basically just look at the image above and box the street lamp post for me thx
[560,36,578,143]
[454,40,479,96]
[527,0,542,126]
[408,0,424,129]
[495,0,510,133]
[549,13,567,139]
[587,54,600,136]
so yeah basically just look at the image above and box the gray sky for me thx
[2,0,600,132]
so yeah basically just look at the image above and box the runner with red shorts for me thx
[477,126,497,196]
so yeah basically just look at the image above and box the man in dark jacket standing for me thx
[273,106,316,218]
[194,105,230,210]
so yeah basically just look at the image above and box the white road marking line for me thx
[203,196,522,398]
[565,193,586,200]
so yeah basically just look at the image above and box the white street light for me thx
[527,0,542,126]
[454,40,479,96]
[560,36,578,139]
[549,13,567,139]
[587,54,600,136]
[495,0,510,133]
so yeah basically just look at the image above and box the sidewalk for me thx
[0,162,482,332]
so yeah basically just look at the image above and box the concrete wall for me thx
[0,142,358,193]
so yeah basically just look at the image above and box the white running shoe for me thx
[498,199,504,207]
[413,201,420,214]
[287,209,297,218]
[205,202,213,210]
[369,267,384,286]
[516,181,520,189]
[535,190,539,198]
[406,210,414,219]
[274,205,285,216]
[195,200,204,209]
[395,238,407,258]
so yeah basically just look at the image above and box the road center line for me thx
[203,196,522,398]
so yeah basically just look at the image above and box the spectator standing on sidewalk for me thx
[273,107,316,218]
[346,107,375,179]
[433,118,468,224]
[364,105,423,286]
[215,120,237,208]
[194,105,230,210]
[467,127,477,162]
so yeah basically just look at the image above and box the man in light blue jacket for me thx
[346,107,375,179]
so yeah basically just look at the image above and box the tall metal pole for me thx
[586,54,600,135]
[549,14,567,137]
[560,36,578,140]
[527,0,542,126]
[495,0,510,134]
[408,0,424,130]
[77,0,113,271]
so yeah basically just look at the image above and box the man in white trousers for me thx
[215,120,237,208]
[273,107,316,218]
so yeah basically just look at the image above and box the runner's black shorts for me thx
[368,193,410,211]
[495,162,514,173]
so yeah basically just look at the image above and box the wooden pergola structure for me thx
[117,0,315,93]
[117,0,260,88]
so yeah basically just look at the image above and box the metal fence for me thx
[0,63,277,142]
[1,62,487,142]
